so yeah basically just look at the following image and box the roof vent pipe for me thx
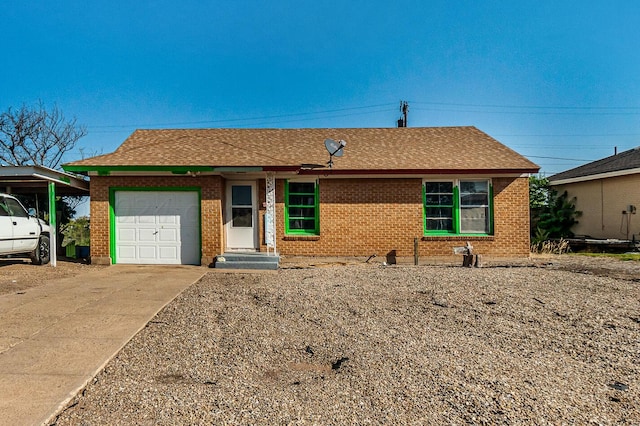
[615,146,617,155]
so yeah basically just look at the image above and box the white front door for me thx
[225,181,258,251]
[114,191,200,264]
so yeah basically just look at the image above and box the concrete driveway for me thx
[0,265,206,426]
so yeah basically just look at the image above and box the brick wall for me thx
[259,176,530,258]
[88,175,223,265]
[90,174,530,264]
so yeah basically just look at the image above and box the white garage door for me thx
[114,191,200,265]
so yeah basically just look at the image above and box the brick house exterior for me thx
[64,127,538,265]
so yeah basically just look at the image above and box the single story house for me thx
[549,146,640,241]
[62,127,539,265]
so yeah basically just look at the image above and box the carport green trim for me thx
[63,165,216,175]
[108,187,202,265]
[48,181,57,267]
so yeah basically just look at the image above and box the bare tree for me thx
[0,101,87,169]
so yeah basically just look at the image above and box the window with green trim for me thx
[424,181,455,233]
[285,180,319,235]
[424,179,492,235]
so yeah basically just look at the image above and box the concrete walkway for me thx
[0,265,206,426]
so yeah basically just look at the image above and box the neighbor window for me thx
[285,180,319,235]
[424,179,492,235]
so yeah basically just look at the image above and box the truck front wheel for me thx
[30,235,51,265]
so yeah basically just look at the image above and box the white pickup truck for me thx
[0,193,52,265]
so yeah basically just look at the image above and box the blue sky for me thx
[2,1,640,176]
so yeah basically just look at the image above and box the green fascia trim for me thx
[63,165,216,174]
[108,186,202,265]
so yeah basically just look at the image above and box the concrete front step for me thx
[214,253,280,270]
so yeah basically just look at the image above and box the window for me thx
[231,185,253,228]
[285,180,319,235]
[424,179,492,235]
[424,182,454,232]
[0,198,9,216]
[4,197,29,218]
[459,180,490,233]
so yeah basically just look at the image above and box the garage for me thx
[114,191,200,265]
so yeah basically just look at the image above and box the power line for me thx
[411,106,640,116]
[409,100,640,111]
[226,108,396,128]
[496,133,640,137]
[524,155,596,162]
[86,103,396,129]
[80,98,640,134]
[508,145,627,151]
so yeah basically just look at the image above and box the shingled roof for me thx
[549,146,640,183]
[65,127,538,174]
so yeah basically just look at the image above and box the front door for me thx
[225,181,258,251]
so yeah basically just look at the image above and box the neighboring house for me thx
[548,146,640,241]
[62,127,538,265]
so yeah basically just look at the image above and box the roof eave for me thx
[1,165,89,191]
[549,167,640,185]
[298,168,539,176]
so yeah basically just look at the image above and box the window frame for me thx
[4,197,29,218]
[284,179,319,235]
[423,178,493,236]
[423,181,457,235]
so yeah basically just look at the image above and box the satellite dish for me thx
[324,138,346,157]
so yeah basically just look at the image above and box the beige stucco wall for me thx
[554,174,640,240]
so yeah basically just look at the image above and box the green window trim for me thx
[284,180,319,235]
[423,179,493,236]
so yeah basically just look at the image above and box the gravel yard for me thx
[44,255,640,425]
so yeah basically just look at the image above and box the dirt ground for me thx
[1,254,639,297]
[0,258,103,296]
[46,253,639,425]
[3,253,639,424]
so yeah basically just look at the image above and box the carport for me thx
[0,165,90,266]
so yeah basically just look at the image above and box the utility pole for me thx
[397,101,409,127]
